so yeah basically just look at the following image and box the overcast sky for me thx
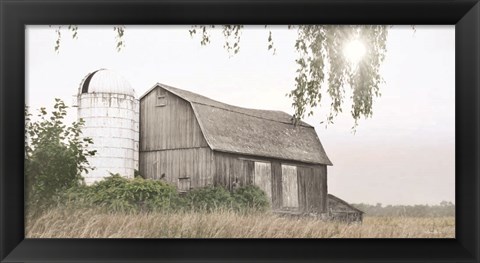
[26,25,455,206]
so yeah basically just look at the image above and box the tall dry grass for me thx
[25,208,455,238]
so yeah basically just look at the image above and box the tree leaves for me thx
[25,99,96,216]
[222,25,243,56]
[189,25,215,46]
[68,25,79,39]
[289,25,388,129]
[54,26,62,53]
[190,25,243,56]
[114,25,126,52]
[52,25,78,53]
[267,30,276,55]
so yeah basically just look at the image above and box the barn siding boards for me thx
[271,161,283,209]
[214,152,255,190]
[309,168,323,212]
[139,87,207,152]
[139,147,214,189]
[212,152,327,213]
[281,165,299,209]
[314,165,328,212]
[296,165,328,213]
[297,165,326,213]
[244,161,255,186]
[297,166,309,212]
[254,162,273,201]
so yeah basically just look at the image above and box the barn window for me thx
[178,177,191,192]
[156,89,167,107]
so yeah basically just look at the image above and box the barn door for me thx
[254,162,272,202]
[281,165,299,209]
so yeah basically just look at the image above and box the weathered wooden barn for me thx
[139,83,332,214]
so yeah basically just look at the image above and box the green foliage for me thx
[183,185,270,213]
[58,184,96,209]
[289,25,388,129]
[75,174,182,213]
[51,25,78,53]
[25,99,95,215]
[113,25,126,52]
[134,169,144,179]
[232,185,270,212]
[189,25,215,46]
[61,175,270,214]
[266,28,276,55]
[221,25,243,55]
[183,186,235,212]
[189,25,243,56]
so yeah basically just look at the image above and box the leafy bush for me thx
[76,174,182,213]
[25,99,95,215]
[183,186,234,212]
[62,179,271,214]
[134,169,145,179]
[232,185,270,212]
[60,175,272,213]
[182,185,270,213]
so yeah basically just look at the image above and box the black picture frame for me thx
[1,0,479,262]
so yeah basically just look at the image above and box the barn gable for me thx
[139,86,208,151]
[139,85,214,188]
[141,83,332,166]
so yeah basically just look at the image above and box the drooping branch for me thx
[189,25,244,56]
[113,25,126,52]
[288,25,388,129]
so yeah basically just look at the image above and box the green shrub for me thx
[183,186,234,212]
[183,185,270,213]
[25,99,95,216]
[134,169,144,179]
[64,174,182,213]
[58,174,271,214]
[232,185,270,212]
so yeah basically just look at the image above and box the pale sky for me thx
[26,25,455,206]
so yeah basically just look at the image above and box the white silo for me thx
[76,69,139,184]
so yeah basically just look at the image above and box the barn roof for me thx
[141,83,332,165]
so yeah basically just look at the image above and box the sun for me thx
[343,39,366,66]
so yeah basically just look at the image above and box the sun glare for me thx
[343,39,366,66]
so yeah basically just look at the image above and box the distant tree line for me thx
[351,201,455,217]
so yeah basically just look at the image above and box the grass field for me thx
[25,208,455,238]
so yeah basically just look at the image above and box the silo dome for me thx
[77,69,139,185]
[79,69,135,96]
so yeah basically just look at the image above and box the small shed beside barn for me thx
[328,194,365,222]
[139,83,332,214]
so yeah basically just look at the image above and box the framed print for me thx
[1,0,479,262]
